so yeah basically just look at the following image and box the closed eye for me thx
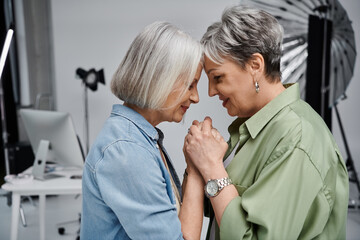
[188,79,198,90]
[213,75,222,82]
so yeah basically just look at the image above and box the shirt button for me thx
[156,144,159,149]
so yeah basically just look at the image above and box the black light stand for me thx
[0,25,14,177]
[306,5,360,208]
[76,68,105,154]
[306,6,333,130]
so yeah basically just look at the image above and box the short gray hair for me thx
[111,21,202,109]
[201,5,283,82]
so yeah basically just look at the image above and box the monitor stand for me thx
[32,140,62,180]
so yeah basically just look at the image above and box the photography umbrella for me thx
[240,0,357,107]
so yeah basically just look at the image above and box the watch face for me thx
[206,180,219,197]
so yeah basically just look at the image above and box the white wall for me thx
[50,0,360,237]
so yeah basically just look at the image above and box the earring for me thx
[255,81,260,93]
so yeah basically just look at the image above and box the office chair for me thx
[57,209,81,240]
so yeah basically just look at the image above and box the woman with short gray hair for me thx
[184,5,348,240]
[81,21,204,240]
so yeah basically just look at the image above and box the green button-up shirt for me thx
[208,83,349,240]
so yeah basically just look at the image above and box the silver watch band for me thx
[216,177,232,190]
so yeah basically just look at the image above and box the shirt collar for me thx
[156,127,165,145]
[228,83,300,139]
[227,117,247,148]
[111,104,159,141]
[246,83,299,138]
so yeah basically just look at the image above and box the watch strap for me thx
[216,177,232,191]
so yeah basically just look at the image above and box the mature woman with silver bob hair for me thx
[81,21,204,240]
[184,5,348,240]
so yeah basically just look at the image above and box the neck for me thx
[124,103,162,127]
[254,80,285,113]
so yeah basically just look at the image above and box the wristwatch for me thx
[204,177,233,198]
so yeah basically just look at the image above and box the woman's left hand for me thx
[184,117,228,181]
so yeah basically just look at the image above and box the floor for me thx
[0,187,360,240]
[0,193,82,240]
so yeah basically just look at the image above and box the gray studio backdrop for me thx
[15,0,360,238]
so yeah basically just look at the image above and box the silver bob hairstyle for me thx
[201,5,284,82]
[111,21,203,109]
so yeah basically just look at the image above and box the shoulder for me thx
[266,99,341,178]
[287,99,339,155]
[266,99,335,147]
[86,114,158,167]
[99,113,155,148]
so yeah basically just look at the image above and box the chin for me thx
[174,112,186,123]
[167,114,183,123]
[168,118,182,123]
[226,108,237,117]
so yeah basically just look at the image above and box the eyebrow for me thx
[206,68,217,74]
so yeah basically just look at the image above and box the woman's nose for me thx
[190,88,199,103]
[208,81,218,97]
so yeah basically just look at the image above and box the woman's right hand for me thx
[184,117,228,181]
[183,120,201,177]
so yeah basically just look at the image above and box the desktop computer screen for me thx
[19,109,84,179]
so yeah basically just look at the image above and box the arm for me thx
[179,170,204,240]
[184,117,238,225]
[184,118,325,239]
[179,131,205,240]
[219,147,324,239]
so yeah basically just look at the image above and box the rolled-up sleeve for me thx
[96,140,183,240]
[220,147,327,240]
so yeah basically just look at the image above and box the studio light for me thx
[76,68,105,91]
[76,67,105,154]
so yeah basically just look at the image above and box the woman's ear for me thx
[249,53,265,75]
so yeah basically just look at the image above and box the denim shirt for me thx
[80,104,184,240]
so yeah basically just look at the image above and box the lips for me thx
[181,105,189,113]
[222,98,229,107]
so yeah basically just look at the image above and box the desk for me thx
[1,168,82,240]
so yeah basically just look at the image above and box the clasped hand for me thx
[183,117,228,181]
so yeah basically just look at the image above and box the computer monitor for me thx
[19,109,84,180]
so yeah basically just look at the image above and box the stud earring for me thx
[255,81,260,93]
